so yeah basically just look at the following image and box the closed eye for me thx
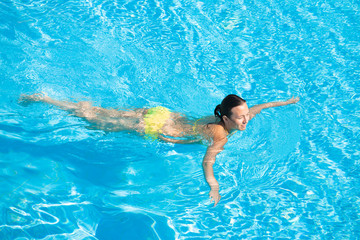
[237,113,250,119]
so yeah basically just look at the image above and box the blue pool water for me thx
[1,0,360,239]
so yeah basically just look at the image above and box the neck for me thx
[220,121,231,135]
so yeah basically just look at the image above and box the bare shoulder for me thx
[204,123,228,143]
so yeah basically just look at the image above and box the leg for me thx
[19,93,146,132]
[19,93,101,119]
[19,93,78,111]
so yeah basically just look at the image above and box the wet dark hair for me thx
[214,94,246,122]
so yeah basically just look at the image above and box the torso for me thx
[161,113,197,137]
[85,106,224,142]
[160,114,221,141]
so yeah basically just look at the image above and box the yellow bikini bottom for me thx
[144,106,171,139]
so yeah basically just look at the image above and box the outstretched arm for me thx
[202,136,227,207]
[249,96,299,120]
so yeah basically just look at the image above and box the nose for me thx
[243,116,248,124]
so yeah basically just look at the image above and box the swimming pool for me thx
[1,0,360,239]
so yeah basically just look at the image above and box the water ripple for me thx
[1,0,360,238]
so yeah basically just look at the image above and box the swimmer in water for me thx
[19,93,299,206]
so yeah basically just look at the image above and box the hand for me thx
[287,96,300,104]
[209,189,221,207]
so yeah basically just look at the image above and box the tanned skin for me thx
[19,93,299,206]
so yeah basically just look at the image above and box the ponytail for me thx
[214,104,222,120]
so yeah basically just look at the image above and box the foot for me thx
[18,93,46,106]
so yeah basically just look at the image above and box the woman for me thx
[19,93,299,206]
[201,94,299,206]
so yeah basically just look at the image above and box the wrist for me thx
[210,184,219,190]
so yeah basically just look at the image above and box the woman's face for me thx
[224,104,250,131]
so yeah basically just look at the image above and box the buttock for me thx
[143,107,171,138]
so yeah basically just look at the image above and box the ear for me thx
[222,115,229,122]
